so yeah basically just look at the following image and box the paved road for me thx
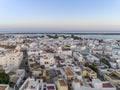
[19,50,28,69]
[20,49,31,77]
[16,50,30,90]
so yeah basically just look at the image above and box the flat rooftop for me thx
[85,68,96,75]
[108,71,120,80]
[74,79,83,86]
[0,86,7,90]
[20,79,41,90]
[109,74,120,80]
[0,85,8,90]
[64,67,74,76]
[58,79,67,86]
[89,82,114,89]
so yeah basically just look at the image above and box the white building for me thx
[87,54,100,64]
[109,62,117,69]
[72,79,116,90]
[98,64,109,76]
[40,55,56,68]
[19,78,42,90]
[20,78,56,90]
[73,52,84,62]
[0,50,23,73]
[0,84,9,90]
[9,69,25,88]
[65,55,73,65]
[116,59,120,68]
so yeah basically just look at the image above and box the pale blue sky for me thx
[0,0,120,32]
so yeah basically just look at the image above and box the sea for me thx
[1,31,120,40]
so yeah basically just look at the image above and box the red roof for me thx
[103,83,113,88]
[47,86,55,90]
[61,61,64,63]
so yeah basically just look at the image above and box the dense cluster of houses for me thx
[0,34,120,90]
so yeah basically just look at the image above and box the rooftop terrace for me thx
[58,79,67,86]
[64,67,74,76]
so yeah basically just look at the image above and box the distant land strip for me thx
[1,33,120,35]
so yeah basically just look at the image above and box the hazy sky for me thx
[0,0,120,32]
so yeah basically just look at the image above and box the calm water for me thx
[76,35,120,40]
[5,33,120,40]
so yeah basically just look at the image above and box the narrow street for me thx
[16,49,30,90]
[19,49,28,69]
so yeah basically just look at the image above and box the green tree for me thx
[54,34,58,38]
[62,35,67,39]
[0,72,9,84]
[84,63,97,72]
[71,34,79,40]
[100,58,111,67]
